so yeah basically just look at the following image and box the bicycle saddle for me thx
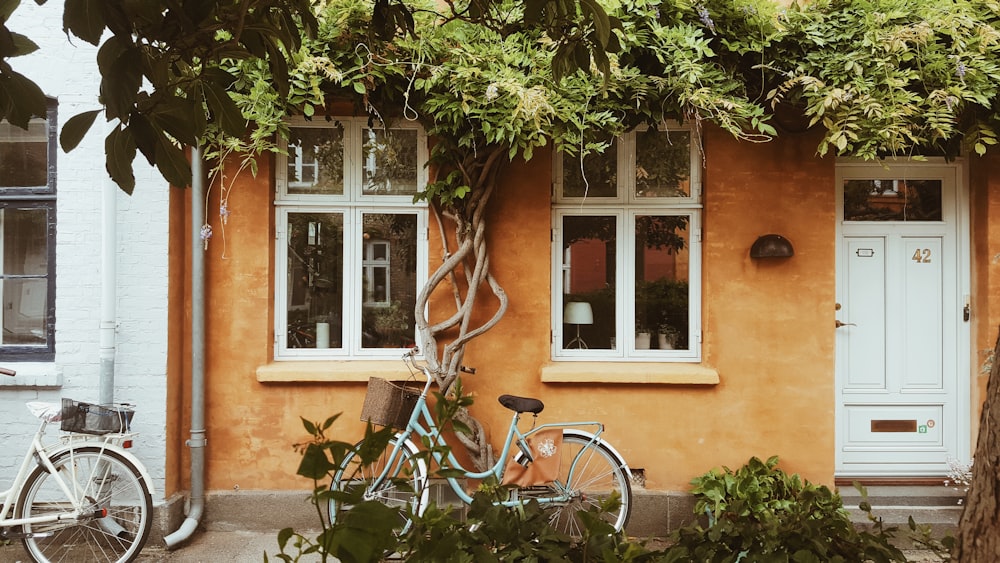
[498,394,544,414]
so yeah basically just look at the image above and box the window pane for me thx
[844,179,942,221]
[287,127,345,195]
[361,213,418,348]
[3,207,48,275]
[363,129,419,195]
[635,130,690,198]
[562,216,616,350]
[562,137,618,198]
[0,120,48,188]
[286,213,344,348]
[635,215,689,350]
[2,278,47,345]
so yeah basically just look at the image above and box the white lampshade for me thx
[563,301,594,325]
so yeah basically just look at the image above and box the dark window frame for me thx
[1,99,57,361]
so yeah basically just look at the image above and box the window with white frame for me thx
[552,125,701,361]
[1,104,57,361]
[276,118,427,358]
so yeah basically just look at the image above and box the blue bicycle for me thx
[328,350,633,538]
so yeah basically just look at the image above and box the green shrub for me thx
[660,456,907,563]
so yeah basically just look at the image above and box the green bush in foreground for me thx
[661,455,907,563]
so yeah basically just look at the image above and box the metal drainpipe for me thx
[164,145,207,548]
[99,172,117,405]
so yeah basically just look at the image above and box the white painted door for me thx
[836,163,970,477]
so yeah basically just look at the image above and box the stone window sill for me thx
[540,362,719,385]
[0,363,63,389]
[256,361,412,383]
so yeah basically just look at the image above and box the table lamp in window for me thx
[564,301,594,349]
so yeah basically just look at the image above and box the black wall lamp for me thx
[750,234,794,259]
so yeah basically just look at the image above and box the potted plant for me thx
[635,318,652,350]
[657,323,680,350]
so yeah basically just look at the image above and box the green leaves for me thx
[63,0,105,46]
[60,109,101,152]
[679,456,908,562]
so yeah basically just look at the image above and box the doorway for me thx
[835,162,970,477]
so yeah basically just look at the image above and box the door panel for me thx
[843,237,887,391]
[902,237,943,390]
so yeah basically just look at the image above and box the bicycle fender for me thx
[560,429,633,480]
[46,443,157,496]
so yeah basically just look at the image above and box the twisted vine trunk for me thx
[414,145,509,471]
[953,329,1000,561]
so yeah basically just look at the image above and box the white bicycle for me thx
[0,367,154,563]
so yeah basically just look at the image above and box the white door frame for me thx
[834,159,971,476]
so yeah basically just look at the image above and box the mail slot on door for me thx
[871,419,917,433]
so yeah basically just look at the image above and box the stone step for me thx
[840,484,966,508]
[840,485,962,548]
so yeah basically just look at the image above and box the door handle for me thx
[835,320,856,328]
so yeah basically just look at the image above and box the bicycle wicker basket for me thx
[360,377,419,430]
[60,398,135,435]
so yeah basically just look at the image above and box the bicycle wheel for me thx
[514,432,632,538]
[328,434,428,534]
[17,446,152,563]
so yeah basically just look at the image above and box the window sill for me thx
[0,363,63,389]
[540,362,719,385]
[256,360,411,383]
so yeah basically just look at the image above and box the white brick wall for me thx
[1,2,170,499]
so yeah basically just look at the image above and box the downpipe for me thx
[164,145,207,549]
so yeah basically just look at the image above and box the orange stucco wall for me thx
[969,152,1000,432]
[165,123,848,495]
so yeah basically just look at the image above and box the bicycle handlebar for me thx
[1,367,15,376]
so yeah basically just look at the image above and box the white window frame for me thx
[275,117,428,359]
[551,124,702,362]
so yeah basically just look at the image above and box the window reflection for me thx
[634,216,689,350]
[2,207,49,345]
[844,179,942,221]
[562,136,618,198]
[361,213,418,349]
[635,130,691,198]
[363,129,419,195]
[0,120,47,188]
[286,213,344,348]
[287,127,345,195]
[562,216,616,350]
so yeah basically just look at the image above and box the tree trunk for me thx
[952,329,1000,561]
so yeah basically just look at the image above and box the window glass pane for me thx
[562,215,616,350]
[2,278,47,345]
[361,213,418,348]
[844,179,942,221]
[635,130,690,198]
[286,213,344,348]
[3,207,48,275]
[635,215,689,350]
[0,119,48,188]
[363,129,419,195]
[562,136,618,198]
[287,127,345,195]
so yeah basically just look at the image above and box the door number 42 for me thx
[911,248,932,263]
